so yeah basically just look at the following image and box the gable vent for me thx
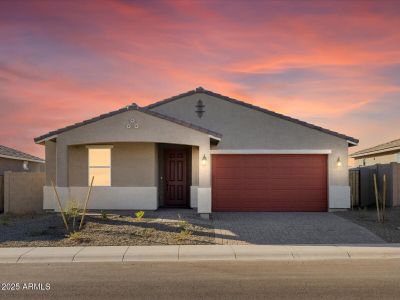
[195,99,205,118]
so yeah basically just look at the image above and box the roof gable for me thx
[34,104,222,144]
[146,87,359,145]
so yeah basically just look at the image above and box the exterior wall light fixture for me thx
[336,157,342,167]
[202,154,207,166]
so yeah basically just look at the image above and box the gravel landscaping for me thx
[2,208,399,247]
[0,210,215,247]
[334,208,400,243]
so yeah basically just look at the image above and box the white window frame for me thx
[87,145,113,186]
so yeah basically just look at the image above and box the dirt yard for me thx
[0,211,216,247]
[335,208,400,243]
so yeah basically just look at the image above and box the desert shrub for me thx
[64,200,81,232]
[135,211,145,221]
[177,214,188,230]
[138,228,155,237]
[101,210,108,220]
[177,228,192,241]
[68,231,90,243]
[0,215,10,226]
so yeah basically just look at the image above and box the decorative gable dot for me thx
[195,99,205,118]
[126,116,140,129]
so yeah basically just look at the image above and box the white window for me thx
[88,147,112,186]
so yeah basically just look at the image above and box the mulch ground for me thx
[334,208,400,243]
[0,213,216,247]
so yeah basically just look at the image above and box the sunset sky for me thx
[1,0,400,158]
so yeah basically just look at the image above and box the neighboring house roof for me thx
[0,145,44,163]
[34,104,222,144]
[146,87,359,145]
[350,138,400,158]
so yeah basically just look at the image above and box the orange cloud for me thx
[1,0,400,157]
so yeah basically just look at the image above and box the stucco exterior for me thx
[0,157,44,175]
[37,89,357,214]
[41,108,212,212]
[354,151,400,167]
[150,92,352,209]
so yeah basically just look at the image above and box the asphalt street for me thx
[0,260,399,299]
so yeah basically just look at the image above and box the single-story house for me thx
[0,145,44,174]
[0,145,45,213]
[34,87,358,217]
[350,138,400,167]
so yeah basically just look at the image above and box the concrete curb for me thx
[0,245,399,264]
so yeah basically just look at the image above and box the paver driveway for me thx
[212,213,385,245]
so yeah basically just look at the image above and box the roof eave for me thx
[0,154,44,164]
[350,146,400,158]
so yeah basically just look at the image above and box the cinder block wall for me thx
[3,171,45,214]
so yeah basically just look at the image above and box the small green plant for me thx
[177,228,192,241]
[135,211,145,221]
[64,200,81,232]
[0,216,10,226]
[101,210,108,220]
[177,214,188,230]
[138,228,155,237]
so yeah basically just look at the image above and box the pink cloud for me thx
[0,0,400,157]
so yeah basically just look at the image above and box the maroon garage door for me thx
[212,154,327,212]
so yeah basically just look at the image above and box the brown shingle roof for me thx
[350,138,400,158]
[34,104,222,143]
[146,87,359,145]
[0,145,44,162]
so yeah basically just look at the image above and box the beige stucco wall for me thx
[45,141,57,185]
[0,157,44,175]
[68,143,157,187]
[68,145,88,186]
[354,152,400,167]
[150,93,351,187]
[112,143,157,186]
[192,146,199,186]
[53,109,211,190]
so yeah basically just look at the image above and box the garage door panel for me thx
[213,167,242,178]
[244,180,270,190]
[243,168,271,178]
[212,154,327,212]
[270,179,326,189]
[214,178,242,189]
[269,168,325,177]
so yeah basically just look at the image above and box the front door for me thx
[164,150,188,207]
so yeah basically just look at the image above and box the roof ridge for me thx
[146,87,359,144]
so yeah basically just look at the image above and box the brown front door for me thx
[164,150,188,207]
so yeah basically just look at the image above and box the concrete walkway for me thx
[0,245,399,263]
